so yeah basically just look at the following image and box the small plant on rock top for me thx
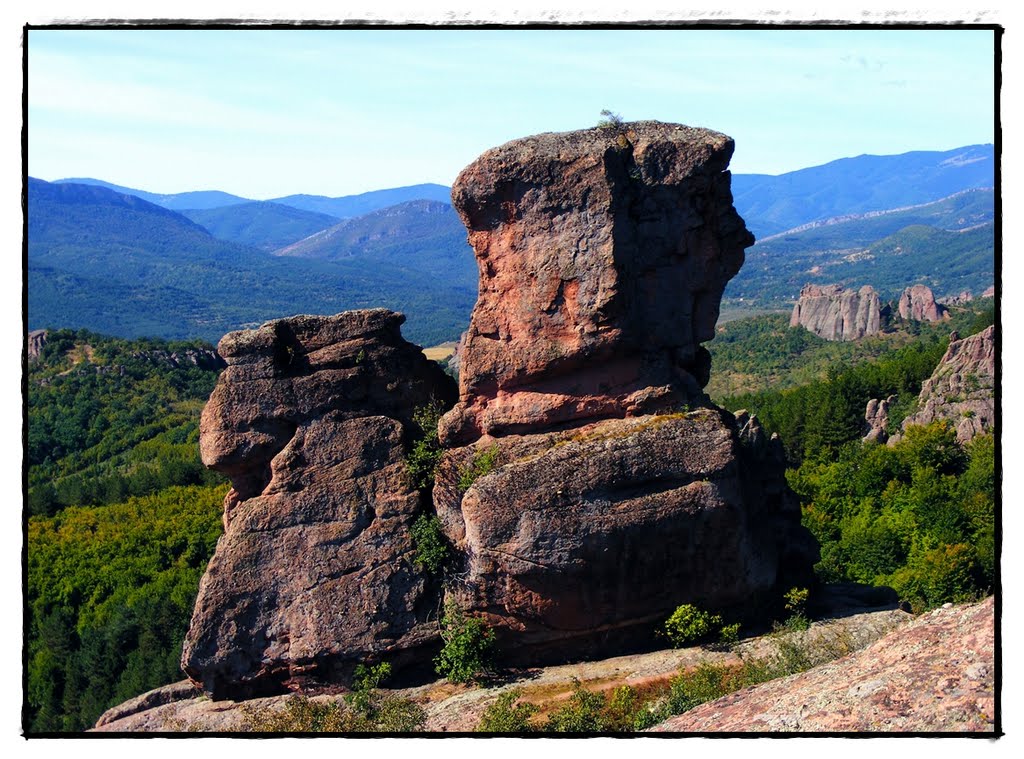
[597,108,625,131]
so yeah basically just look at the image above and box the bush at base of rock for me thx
[434,602,496,684]
[661,604,724,648]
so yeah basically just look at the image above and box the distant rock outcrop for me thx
[892,325,995,444]
[433,122,817,661]
[898,284,948,322]
[938,290,974,307]
[27,329,47,362]
[181,310,457,699]
[648,596,995,732]
[789,284,881,341]
[862,394,897,444]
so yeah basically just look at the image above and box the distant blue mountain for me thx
[53,177,252,210]
[28,178,475,346]
[181,202,341,251]
[731,144,995,238]
[270,183,453,218]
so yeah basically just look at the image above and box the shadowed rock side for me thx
[182,310,456,700]
[648,596,995,732]
[432,123,817,660]
[891,324,995,444]
[439,122,753,447]
[898,284,949,322]
[789,284,881,341]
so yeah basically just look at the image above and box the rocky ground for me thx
[91,598,995,734]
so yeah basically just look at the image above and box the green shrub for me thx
[241,691,425,733]
[407,401,446,490]
[781,587,810,631]
[457,444,501,492]
[476,689,538,733]
[409,514,451,575]
[544,678,606,732]
[345,662,392,716]
[435,602,496,684]
[661,604,723,647]
[718,622,741,647]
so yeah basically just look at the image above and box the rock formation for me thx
[27,329,47,362]
[181,310,457,699]
[438,121,753,446]
[862,394,897,444]
[648,596,995,732]
[789,284,881,341]
[891,325,995,444]
[433,122,817,660]
[938,290,974,307]
[898,284,948,322]
[180,122,818,700]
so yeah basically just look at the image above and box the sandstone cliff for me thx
[789,284,881,341]
[181,310,457,699]
[891,325,995,444]
[898,284,948,322]
[27,329,47,362]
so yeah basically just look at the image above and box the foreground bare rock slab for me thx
[182,310,456,699]
[892,324,995,444]
[789,283,881,341]
[648,596,995,733]
[439,121,753,446]
[93,605,914,732]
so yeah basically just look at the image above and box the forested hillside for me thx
[713,304,996,615]
[28,179,476,346]
[25,331,229,731]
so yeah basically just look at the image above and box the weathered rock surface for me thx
[862,394,896,444]
[648,596,995,732]
[27,328,47,361]
[898,284,948,322]
[789,284,882,341]
[182,309,456,699]
[892,325,995,444]
[439,121,753,446]
[433,410,817,662]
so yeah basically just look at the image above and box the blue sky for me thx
[28,27,997,198]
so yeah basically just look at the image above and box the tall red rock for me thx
[433,123,817,659]
[181,310,456,699]
[439,122,753,446]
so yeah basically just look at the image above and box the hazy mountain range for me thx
[30,143,995,346]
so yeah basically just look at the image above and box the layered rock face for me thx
[439,122,753,446]
[789,284,881,341]
[181,310,456,699]
[898,284,948,322]
[434,123,817,659]
[893,325,995,444]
